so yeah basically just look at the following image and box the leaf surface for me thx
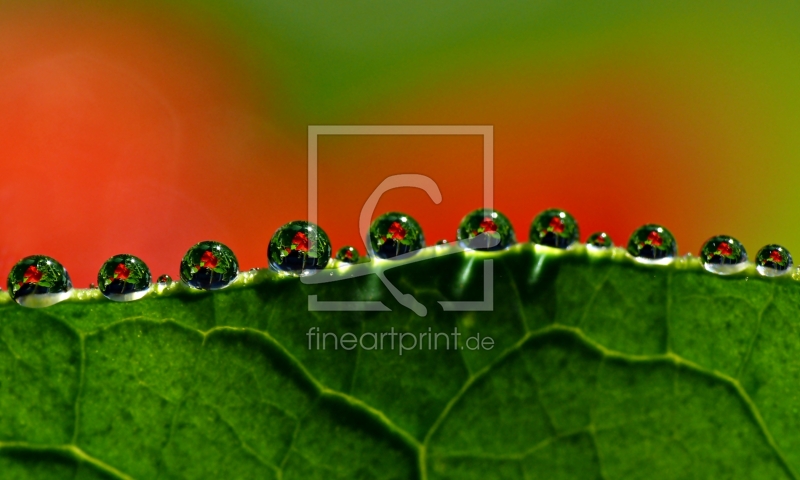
[1,246,799,479]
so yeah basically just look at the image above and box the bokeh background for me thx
[2,1,800,286]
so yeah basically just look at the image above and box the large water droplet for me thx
[586,232,613,250]
[180,241,239,290]
[368,212,425,259]
[97,254,152,302]
[268,221,332,276]
[156,274,173,287]
[626,224,677,265]
[699,235,748,275]
[529,209,579,249]
[456,208,515,251]
[6,255,72,308]
[755,244,793,277]
[335,246,360,264]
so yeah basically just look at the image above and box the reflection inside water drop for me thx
[756,244,793,277]
[180,241,239,290]
[626,224,677,265]
[700,235,748,275]
[6,255,73,308]
[98,254,152,302]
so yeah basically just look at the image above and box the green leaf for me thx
[1,245,799,479]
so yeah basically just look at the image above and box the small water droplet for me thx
[88,283,96,289]
[436,239,449,245]
[6,255,72,308]
[97,254,152,302]
[626,224,677,265]
[368,212,425,259]
[792,267,800,281]
[755,244,793,277]
[268,221,332,276]
[457,208,515,251]
[180,241,239,290]
[249,267,261,273]
[586,232,613,250]
[156,274,173,286]
[335,246,360,264]
[529,209,579,249]
[699,235,748,275]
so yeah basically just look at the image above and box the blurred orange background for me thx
[2,1,800,285]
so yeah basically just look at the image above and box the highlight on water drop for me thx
[585,232,613,250]
[456,208,515,251]
[335,246,360,264]
[626,224,677,265]
[6,255,73,308]
[368,212,425,259]
[755,244,793,277]
[529,208,579,249]
[699,235,748,275]
[268,221,332,276]
[180,241,239,290]
[156,274,173,287]
[97,254,152,302]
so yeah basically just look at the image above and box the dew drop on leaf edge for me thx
[368,212,425,259]
[529,208,579,249]
[756,244,793,277]
[97,254,152,302]
[180,241,239,290]
[6,255,73,308]
[335,246,360,264]
[457,208,516,251]
[586,231,613,250]
[268,221,332,276]
[626,224,678,265]
[699,235,748,275]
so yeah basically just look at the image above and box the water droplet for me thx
[586,232,613,250]
[456,208,516,251]
[97,254,152,302]
[249,267,261,273]
[699,235,748,275]
[268,221,332,276]
[88,283,96,289]
[180,241,239,290]
[529,209,579,249]
[626,224,677,265]
[335,246,360,264]
[156,274,173,286]
[436,239,449,245]
[6,255,72,308]
[368,212,425,259]
[756,244,793,277]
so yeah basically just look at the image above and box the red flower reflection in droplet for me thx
[548,217,565,234]
[388,221,406,241]
[200,250,218,270]
[292,231,309,253]
[479,218,498,234]
[20,265,43,285]
[114,263,130,281]
[770,250,784,264]
[647,231,663,247]
[716,242,733,257]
